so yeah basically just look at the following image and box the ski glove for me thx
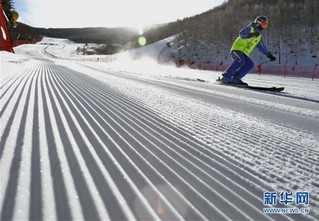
[247,32,260,38]
[267,53,276,61]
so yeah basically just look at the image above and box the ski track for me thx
[0,63,318,221]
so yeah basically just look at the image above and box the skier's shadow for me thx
[270,92,319,104]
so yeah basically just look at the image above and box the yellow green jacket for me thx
[231,22,270,56]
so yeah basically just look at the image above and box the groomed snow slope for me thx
[1,38,319,220]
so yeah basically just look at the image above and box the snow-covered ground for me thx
[1,37,319,220]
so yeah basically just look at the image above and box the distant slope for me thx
[12,22,181,52]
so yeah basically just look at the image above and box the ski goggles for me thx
[260,21,268,29]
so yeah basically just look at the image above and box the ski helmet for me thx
[254,15,268,29]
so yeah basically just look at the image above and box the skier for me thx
[220,15,276,85]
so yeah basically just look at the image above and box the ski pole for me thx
[260,59,272,65]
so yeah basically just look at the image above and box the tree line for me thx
[174,0,319,65]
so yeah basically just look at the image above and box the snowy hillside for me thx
[1,37,319,220]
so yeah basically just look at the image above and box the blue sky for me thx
[14,0,225,28]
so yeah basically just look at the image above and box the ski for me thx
[241,85,284,92]
[216,77,285,92]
